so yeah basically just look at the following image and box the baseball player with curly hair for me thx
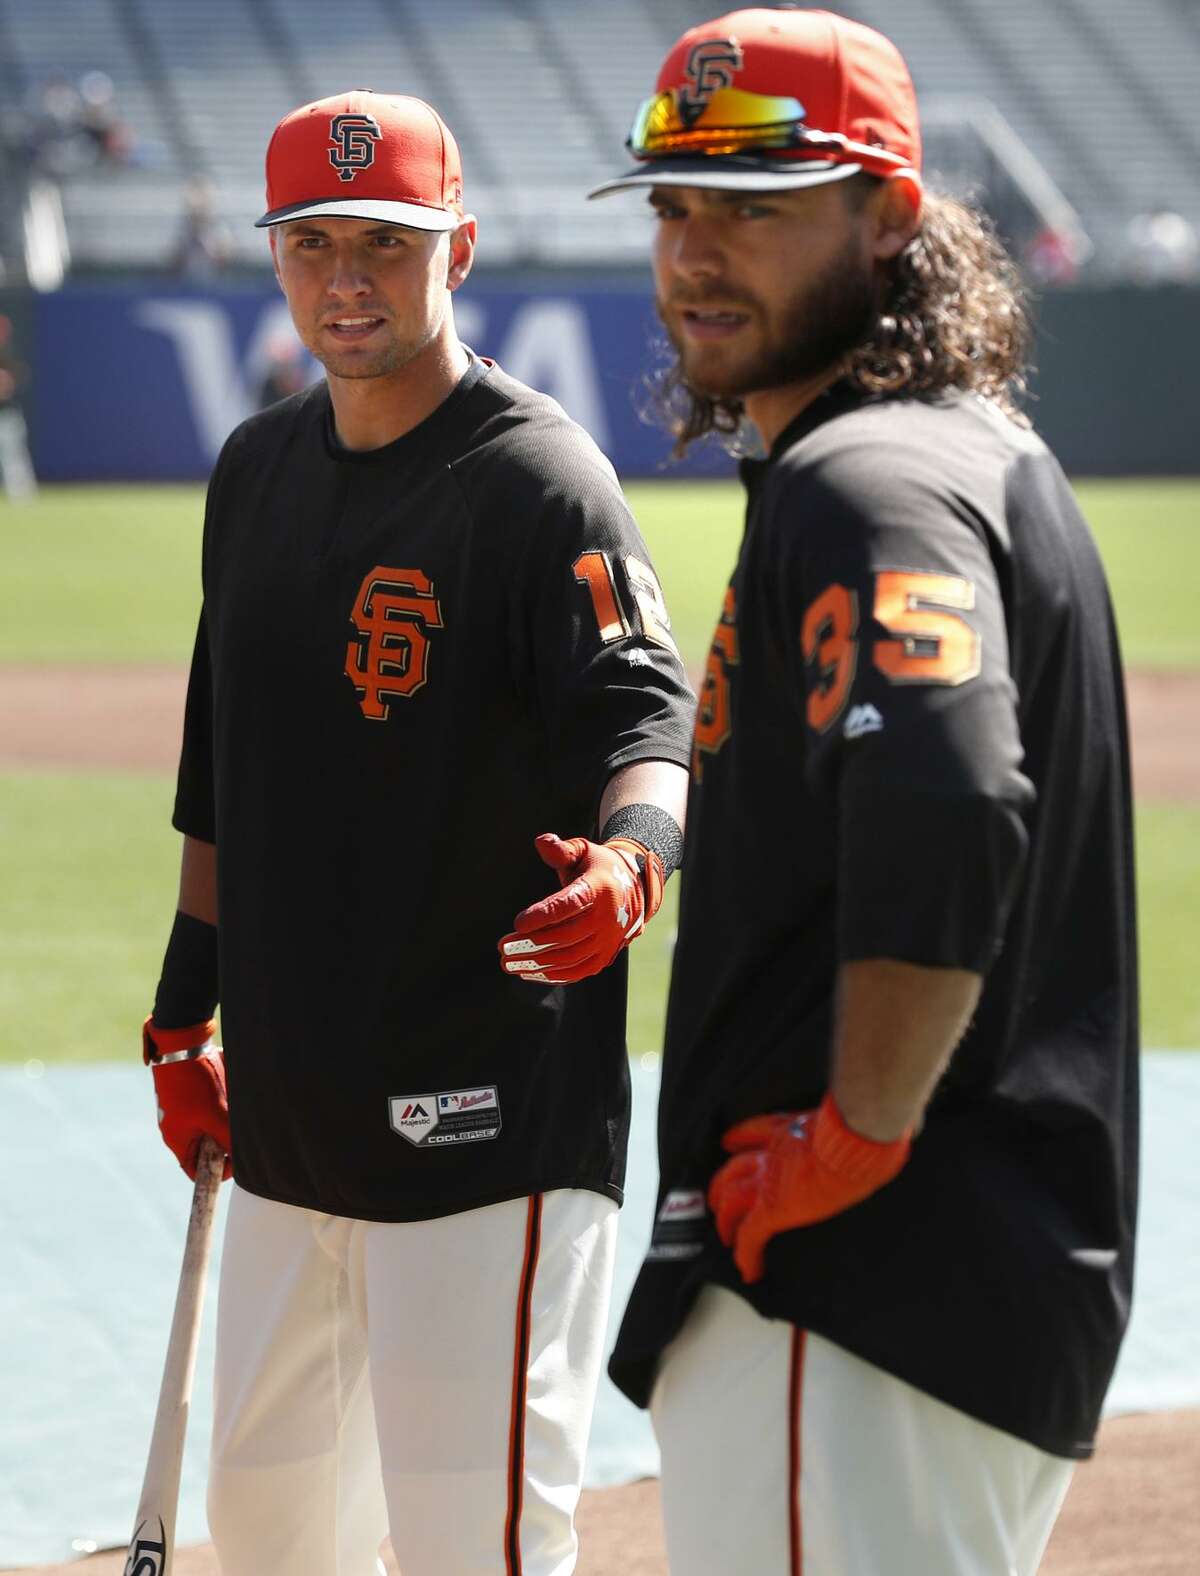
[142,91,694,1575]
[591,10,1139,1574]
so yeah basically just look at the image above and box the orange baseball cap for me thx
[589,7,920,198]
[256,90,465,230]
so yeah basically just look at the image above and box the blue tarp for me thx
[1,1054,1196,1566]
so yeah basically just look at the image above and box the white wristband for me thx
[151,1039,217,1067]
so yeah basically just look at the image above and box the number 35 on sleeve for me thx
[802,571,982,733]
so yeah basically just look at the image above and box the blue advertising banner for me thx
[28,280,1200,480]
[30,281,737,482]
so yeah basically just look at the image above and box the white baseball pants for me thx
[207,1185,617,1576]
[651,1284,1075,1576]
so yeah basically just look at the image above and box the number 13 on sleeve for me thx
[574,551,680,656]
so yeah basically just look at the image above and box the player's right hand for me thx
[143,1017,232,1181]
[497,832,664,984]
[708,1094,911,1283]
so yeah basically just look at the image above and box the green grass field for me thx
[1,478,1198,1061]
[3,478,1199,667]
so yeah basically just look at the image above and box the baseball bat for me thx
[124,1135,225,1576]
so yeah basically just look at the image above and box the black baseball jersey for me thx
[173,357,694,1222]
[610,385,1139,1460]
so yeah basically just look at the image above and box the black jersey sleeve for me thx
[171,435,235,845]
[517,448,695,816]
[777,441,1034,972]
[172,607,215,841]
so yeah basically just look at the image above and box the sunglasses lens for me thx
[628,88,807,157]
[628,92,677,154]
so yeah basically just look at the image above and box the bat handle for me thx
[125,1135,226,1575]
[191,1135,226,1206]
[176,1136,225,1290]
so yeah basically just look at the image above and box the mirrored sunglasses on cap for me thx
[627,85,911,174]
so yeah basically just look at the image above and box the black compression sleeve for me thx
[600,802,684,882]
[152,910,219,1029]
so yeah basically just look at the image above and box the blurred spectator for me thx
[1125,205,1200,285]
[169,177,234,279]
[255,333,311,410]
[1024,224,1083,286]
[24,73,82,176]
[78,72,134,166]
[21,71,134,176]
[0,315,37,503]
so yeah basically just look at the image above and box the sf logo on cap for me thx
[329,113,381,182]
[678,37,744,125]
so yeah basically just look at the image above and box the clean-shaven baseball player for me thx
[142,91,694,1575]
[590,10,1139,1574]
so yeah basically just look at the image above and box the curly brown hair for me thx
[652,182,1032,458]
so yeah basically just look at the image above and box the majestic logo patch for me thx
[345,565,444,720]
[329,113,382,182]
[678,37,744,126]
[390,1086,502,1147]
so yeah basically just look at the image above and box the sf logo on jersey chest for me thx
[345,565,443,720]
[329,113,381,182]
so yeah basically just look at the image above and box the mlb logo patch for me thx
[647,1187,708,1261]
[439,1087,499,1114]
[657,1189,707,1222]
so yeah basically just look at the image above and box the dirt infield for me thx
[5,1410,1197,1575]
[0,666,189,773]
[2,665,1198,803]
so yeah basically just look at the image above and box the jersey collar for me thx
[322,351,491,466]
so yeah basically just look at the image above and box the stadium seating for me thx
[0,0,1198,276]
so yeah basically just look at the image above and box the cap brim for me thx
[587,158,863,199]
[255,197,462,230]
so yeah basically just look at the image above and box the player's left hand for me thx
[143,1017,233,1182]
[708,1094,912,1283]
[498,832,664,984]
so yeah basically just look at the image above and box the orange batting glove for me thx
[143,1016,232,1181]
[708,1094,912,1283]
[498,832,665,985]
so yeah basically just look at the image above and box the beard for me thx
[660,235,878,401]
